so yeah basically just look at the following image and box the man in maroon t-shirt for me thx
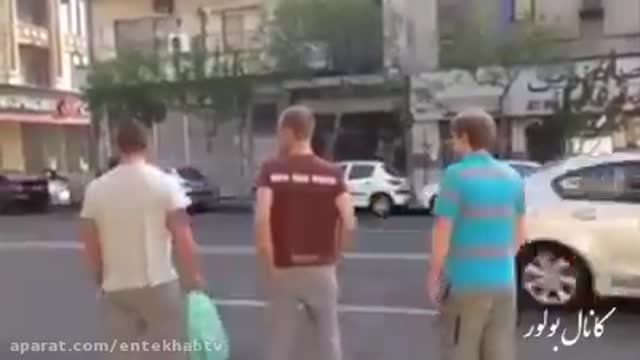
[255,105,356,360]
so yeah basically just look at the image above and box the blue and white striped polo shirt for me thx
[434,151,525,293]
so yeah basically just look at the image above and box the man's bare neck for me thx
[289,143,313,156]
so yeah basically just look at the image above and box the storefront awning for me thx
[0,112,90,126]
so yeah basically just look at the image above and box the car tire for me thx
[370,193,393,218]
[517,243,593,310]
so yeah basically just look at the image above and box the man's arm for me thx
[335,192,357,254]
[255,187,274,271]
[515,179,527,249]
[79,184,102,286]
[427,169,460,304]
[79,219,102,286]
[165,180,204,291]
[167,209,205,290]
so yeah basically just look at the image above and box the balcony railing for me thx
[110,16,384,78]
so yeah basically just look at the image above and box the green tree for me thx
[440,14,561,116]
[84,44,258,170]
[268,0,385,159]
[268,0,383,76]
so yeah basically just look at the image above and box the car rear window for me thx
[383,165,403,177]
[177,167,206,180]
[511,164,538,177]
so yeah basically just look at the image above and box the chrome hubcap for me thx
[522,251,578,305]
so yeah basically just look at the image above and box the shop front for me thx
[0,88,91,174]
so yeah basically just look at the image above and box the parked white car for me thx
[518,151,640,308]
[338,160,411,216]
[420,160,541,213]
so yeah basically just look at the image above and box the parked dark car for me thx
[0,171,50,213]
[164,166,220,213]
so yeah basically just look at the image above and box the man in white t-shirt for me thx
[79,121,205,360]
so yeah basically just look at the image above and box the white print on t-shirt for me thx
[292,173,311,183]
[311,175,337,185]
[270,173,290,183]
[270,173,337,186]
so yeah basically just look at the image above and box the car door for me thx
[0,175,10,207]
[345,164,375,208]
[554,162,640,289]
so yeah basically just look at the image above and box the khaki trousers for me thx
[439,289,517,360]
[104,280,186,360]
[266,265,341,360]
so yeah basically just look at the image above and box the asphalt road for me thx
[1,210,639,359]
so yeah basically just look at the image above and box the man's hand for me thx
[427,269,442,308]
[183,273,207,292]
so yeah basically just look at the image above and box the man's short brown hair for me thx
[451,108,497,151]
[116,121,148,154]
[278,105,316,140]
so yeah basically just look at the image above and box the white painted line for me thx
[0,241,430,261]
[358,228,424,234]
[215,298,438,316]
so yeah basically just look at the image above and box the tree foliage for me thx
[440,13,561,110]
[84,48,259,128]
[268,0,383,76]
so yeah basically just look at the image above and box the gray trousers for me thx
[440,289,516,360]
[104,280,186,360]
[266,265,341,360]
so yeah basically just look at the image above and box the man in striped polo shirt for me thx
[427,109,526,360]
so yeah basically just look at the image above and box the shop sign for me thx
[506,56,640,116]
[0,95,56,112]
[0,94,88,117]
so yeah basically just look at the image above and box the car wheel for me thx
[370,193,392,218]
[518,245,592,309]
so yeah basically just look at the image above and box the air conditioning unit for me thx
[167,33,191,54]
[300,41,329,70]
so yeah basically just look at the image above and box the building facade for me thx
[409,0,640,182]
[0,0,91,173]
[90,0,415,197]
[90,0,268,197]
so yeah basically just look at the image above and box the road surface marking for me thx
[0,241,430,260]
[214,298,438,316]
[358,228,424,234]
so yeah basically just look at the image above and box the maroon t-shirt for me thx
[256,154,347,268]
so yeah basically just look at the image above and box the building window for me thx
[511,0,535,21]
[19,46,51,87]
[153,0,174,14]
[438,1,459,41]
[17,0,49,27]
[224,13,245,50]
[580,0,603,19]
[252,103,278,135]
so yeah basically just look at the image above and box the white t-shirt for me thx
[80,162,191,292]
